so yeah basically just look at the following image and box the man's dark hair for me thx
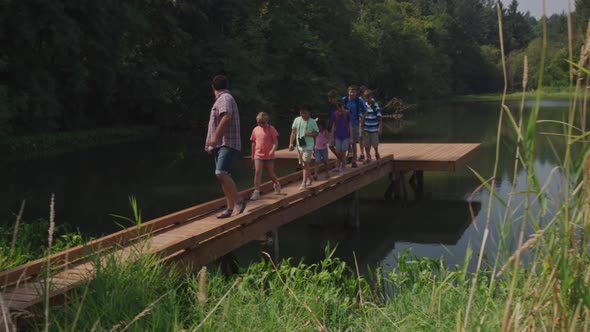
[348,85,358,92]
[212,75,229,91]
[327,89,338,98]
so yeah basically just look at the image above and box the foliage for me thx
[0,219,85,272]
[1,0,573,137]
[0,126,158,161]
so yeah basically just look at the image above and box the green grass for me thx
[0,219,86,272]
[21,248,508,332]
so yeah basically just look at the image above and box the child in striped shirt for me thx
[360,89,382,163]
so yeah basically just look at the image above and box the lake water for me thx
[0,99,574,271]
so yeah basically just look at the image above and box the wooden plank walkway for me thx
[0,142,480,312]
[268,143,480,171]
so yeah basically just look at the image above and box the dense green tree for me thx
[0,0,579,135]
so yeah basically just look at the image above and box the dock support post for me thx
[261,229,280,264]
[409,171,425,200]
[348,191,360,229]
[415,171,424,200]
[384,172,407,201]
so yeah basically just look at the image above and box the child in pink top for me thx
[250,112,281,200]
[313,119,330,180]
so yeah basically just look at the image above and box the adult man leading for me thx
[205,75,247,218]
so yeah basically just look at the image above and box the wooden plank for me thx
[173,158,395,268]
[268,144,481,172]
[154,157,393,261]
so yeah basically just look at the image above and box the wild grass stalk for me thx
[44,194,55,332]
[192,277,241,331]
[464,1,508,330]
[9,200,25,256]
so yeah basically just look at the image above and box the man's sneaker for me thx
[299,183,307,190]
[359,154,365,161]
[273,183,281,194]
[250,190,260,201]
[351,162,358,168]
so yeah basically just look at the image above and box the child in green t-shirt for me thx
[289,105,319,189]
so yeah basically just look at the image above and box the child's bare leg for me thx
[365,145,371,160]
[314,160,319,178]
[254,161,263,191]
[264,162,279,184]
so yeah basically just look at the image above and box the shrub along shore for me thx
[0,126,159,162]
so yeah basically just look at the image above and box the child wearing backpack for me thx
[250,112,281,200]
[331,100,353,173]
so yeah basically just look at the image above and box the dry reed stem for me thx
[70,280,92,332]
[9,200,26,256]
[0,296,15,332]
[192,277,242,332]
[496,224,548,278]
[118,291,170,332]
[465,0,509,328]
[569,300,583,332]
[90,319,101,332]
[352,251,364,309]
[44,193,55,332]
[567,0,574,83]
[197,266,207,307]
[261,252,327,332]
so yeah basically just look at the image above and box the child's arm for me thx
[360,110,367,133]
[251,142,256,168]
[270,136,278,156]
[289,128,296,150]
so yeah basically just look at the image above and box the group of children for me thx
[249,85,383,200]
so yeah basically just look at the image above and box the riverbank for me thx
[454,87,573,101]
[0,126,159,162]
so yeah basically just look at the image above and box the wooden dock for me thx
[0,143,479,313]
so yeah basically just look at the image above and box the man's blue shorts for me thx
[214,146,238,175]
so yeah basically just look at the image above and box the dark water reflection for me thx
[0,99,574,270]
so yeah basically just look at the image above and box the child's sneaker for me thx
[306,177,313,186]
[359,154,365,161]
[351,162,358,168]
[250,190,260,200]
[299,183,307,190]
[273,183,281,194]
[339,165,345,173]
